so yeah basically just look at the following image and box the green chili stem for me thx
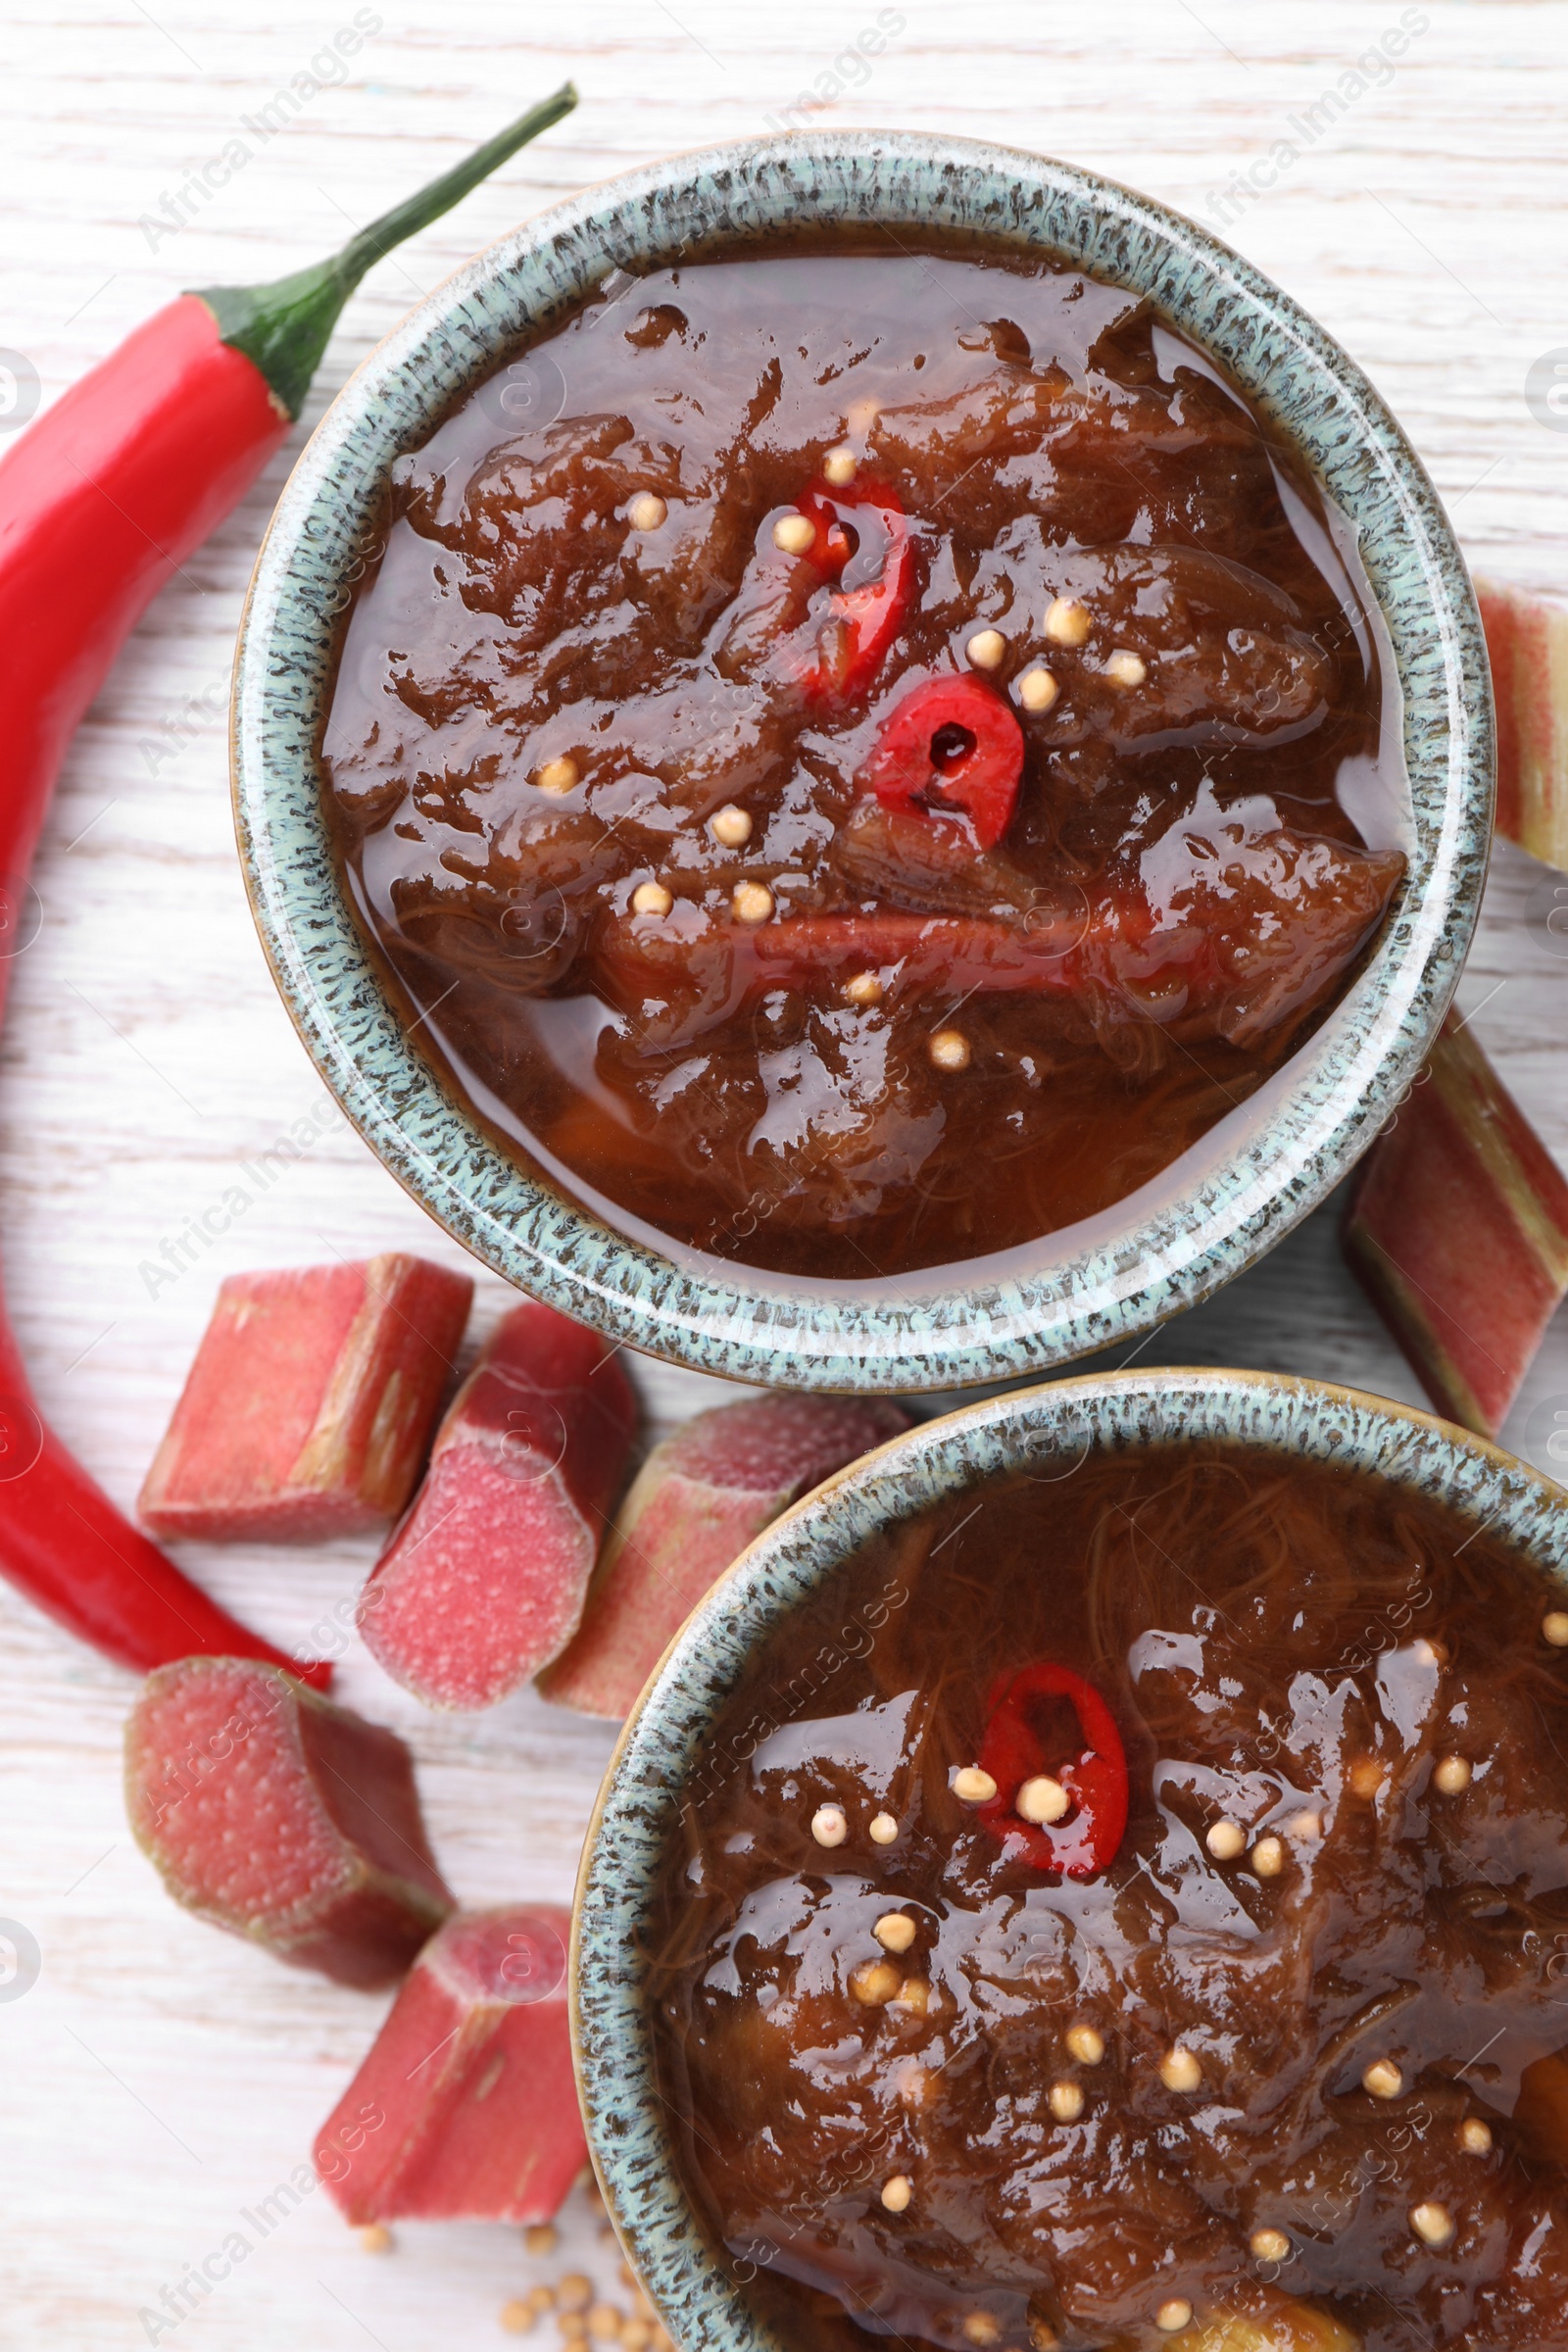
[193,81,578,418]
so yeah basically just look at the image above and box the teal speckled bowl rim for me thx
[571,1369,1568,2352]
[231,132,1494,1394]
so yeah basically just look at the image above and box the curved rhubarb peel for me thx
[124,1657,453,1986]
[314,1905,585,2224]
[1342,1012,1568,1438]
[358,1303,637,1710]
[864,672,1025,851]
[538,1395,909,1719]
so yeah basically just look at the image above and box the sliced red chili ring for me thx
[789,472,916,703]
[862,673,1025,852]
[974,1661,1129,1880]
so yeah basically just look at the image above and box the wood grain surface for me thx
[3,6,1567,2345]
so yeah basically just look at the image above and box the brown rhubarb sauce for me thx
[644,1446,1568,2352]
[320,234,1407,1280]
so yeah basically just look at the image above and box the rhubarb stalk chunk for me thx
[1476,577,1568,872]
[539,1394,909,1719]
[124,1657,453,1987]
[138,1254,474,1542]
[314,1905,584,2224]
[1342,1014,1568,1437]
[358,1302,637,1710]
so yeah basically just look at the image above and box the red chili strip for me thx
[0,1317,331,1685]
[751,908,1099,992]
[597,818,1404,1058]
[862,673,1025,851]
[0,87,577,1686]
[975,1661,1129,1879]
[792,472,916,702]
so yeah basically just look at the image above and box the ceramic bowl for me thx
[232,133,1492,1394]
[570,1367,1568,2351]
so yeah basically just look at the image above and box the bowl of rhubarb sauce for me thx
[233,134,1491,1390]
[572,1370,1568,2352]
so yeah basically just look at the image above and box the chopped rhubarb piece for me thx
[1342,1013,1568,1437]
[124,1656,453,1987]
[539,1395,908,1719]
[138,1254,474,1543]
[1476,577,1568,872]
[358,1302,637,1710]
[314,1905,583,2224]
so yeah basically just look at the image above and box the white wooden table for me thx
[3,7,1566,2344]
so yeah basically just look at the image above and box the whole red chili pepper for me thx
[864,673,1025,850]
[791,471,915,701]
[974,1661,1129,1879]
[0,84,576,1686]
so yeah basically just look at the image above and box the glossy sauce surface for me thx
[322,239,1405,1280]
[647,1448,1568,2351]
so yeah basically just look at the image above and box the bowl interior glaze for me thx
[570,1370,1566,2352]
[231,133,1492,1392]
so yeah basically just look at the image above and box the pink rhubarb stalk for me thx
[314,1905,584,2223]
[124,1656,453,1986]
[138,1253,473,1542]
[358,1302,637,1710]
[540,1395,908,1719]
[1342,1012,1568,1437]
[1476,577,1568,872]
